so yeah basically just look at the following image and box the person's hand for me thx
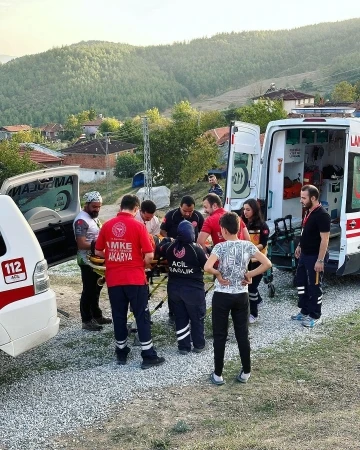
[295,245,301,259]
[314,261,324,273]
[242,272,252,285]
[216,275,230,286]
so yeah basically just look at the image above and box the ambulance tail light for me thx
[33,259,50,294]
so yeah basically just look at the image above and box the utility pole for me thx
[104,132,112,201]
[142,116,152,200]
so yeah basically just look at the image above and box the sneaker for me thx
[249,314,258,324]
[210,372,225,386]
[94,316,112,325]
[82,320,103,331]
[141,356,165,370]
[237,369,251,383]
[291,312,308,321]
[192,347,205,353]
[302,316,322,328]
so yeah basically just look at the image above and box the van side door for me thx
[224,122,261,212]
[0,166,80,266]
[338,122,360,275]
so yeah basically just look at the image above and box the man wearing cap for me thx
[73,191,112,331]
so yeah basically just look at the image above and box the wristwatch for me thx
[317,259,324,263]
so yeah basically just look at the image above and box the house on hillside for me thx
[0,125,32,141]
[61,138,137,182]
[19,145,64,168]
[82,118,103,138]
[252,88,315,114]
[39,123,64,140]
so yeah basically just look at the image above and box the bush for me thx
[114,153,143,178]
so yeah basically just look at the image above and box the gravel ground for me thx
[1,268,359,450]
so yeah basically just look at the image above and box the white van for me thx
[225,111,360,276]
[0,166,80,356]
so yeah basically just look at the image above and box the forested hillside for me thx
[1,19,360,126]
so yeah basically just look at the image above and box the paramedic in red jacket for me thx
[197,193,250,251]
[95,194,165,369]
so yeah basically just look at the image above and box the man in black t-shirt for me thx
[160,220,207,354]
[291,185,330,328]
[160,195,204,240]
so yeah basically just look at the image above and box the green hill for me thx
[1,19,360,126]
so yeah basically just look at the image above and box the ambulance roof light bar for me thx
[292,107,356,115]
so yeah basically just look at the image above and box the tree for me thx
[199,110,227,133]
[179,134,219,185]
[331,81,357,102]
[234,99,287,133]
[300,78,314,91]
[114,153,142,178]
[354,80,360,100]
[98,118,121,133]
[0,140,38,184]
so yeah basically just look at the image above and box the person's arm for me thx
[204,253,229,286]
[144,251,155,265]
[74,219,90,250]
[197,212,204,232]
[315,231,330,272]
[242,226,251,242]
[160,212,170,237]
[152,217,161,236]
[197,230,210,251]
[94,228,105,257]
[245,251,272,281]
[195,246,208,268]
[257,222,270,251]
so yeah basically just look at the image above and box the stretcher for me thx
[263,215,300,297]
[263,215,341,297]
[87,255,214,324]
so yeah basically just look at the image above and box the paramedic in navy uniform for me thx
[160,221,207,354]
[291,185,330,328]
[160,195,204,241]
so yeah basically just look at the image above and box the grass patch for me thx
[71,309,360,450]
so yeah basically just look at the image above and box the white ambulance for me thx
[224,109,360,276]
[0,166,80,356]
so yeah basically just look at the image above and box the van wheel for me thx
[268,283,275,298]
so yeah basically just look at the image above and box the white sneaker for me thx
[249,314,258,324]
[237,369,251,383]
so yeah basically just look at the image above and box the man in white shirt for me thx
[134,200,161,236]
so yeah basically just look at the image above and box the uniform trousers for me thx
[168,282,206,352]
[108,284,158,360]
[294,253,325,320]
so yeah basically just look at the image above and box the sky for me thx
[1,0,360,57]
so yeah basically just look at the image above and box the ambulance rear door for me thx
[224,121,262,212]
[338,120,360,275]
[0,166,80,266]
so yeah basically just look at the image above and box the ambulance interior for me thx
[265,127,346,262]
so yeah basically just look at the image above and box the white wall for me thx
[79,168,106,183]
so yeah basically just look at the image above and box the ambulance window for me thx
[0,233,6,257]
[345,153,360,213]
[231,153,252,199]
[5,176,74,215]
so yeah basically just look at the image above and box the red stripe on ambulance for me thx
[0,285,35,310]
